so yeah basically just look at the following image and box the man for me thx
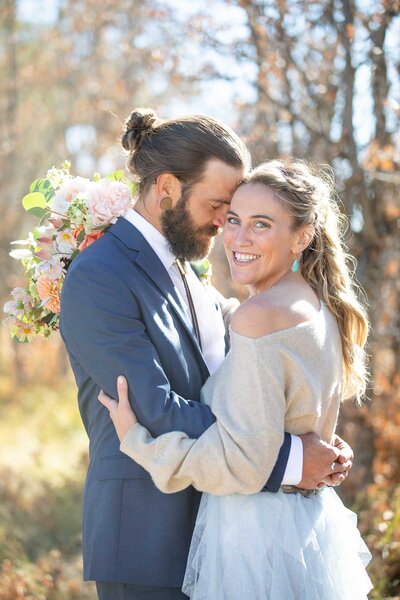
[60,109,351,600]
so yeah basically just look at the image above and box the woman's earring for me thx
[160,196,172,210]
[291,258,300,273]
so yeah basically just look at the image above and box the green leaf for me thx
[28,207,48,218]
[126,180,138,195]
[29,178,41,193]
[29,179,55,200]
[76,229,86,243]
[69,249,80,260]
[22,192,47,212]
[106,170,125,181]
[12,335,29,344]
[37,211,50,226]
[41,312,58,325]
[191,259,211,278]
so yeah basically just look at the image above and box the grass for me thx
[0,374,96,599]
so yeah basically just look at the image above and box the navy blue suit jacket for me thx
[60,217,290,586]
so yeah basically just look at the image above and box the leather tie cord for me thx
[175,258,202,350]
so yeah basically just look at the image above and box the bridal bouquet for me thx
[3,162,133,342]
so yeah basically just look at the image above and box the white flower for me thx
[3,300,17,315]
[13,320,35,342]
[11,287,32,306]
[46,166,67,190]
[36,258,63,280]
[55,230,78,256]
[51,192,69,216]
[35,223,56,238]
[50,176,89,217]
[3,299,25,318]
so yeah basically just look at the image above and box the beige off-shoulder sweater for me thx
[120,302,343,495]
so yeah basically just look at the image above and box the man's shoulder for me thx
[69,230,130,271]
[63,234,130,296]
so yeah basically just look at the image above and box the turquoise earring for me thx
[291,259,299,273]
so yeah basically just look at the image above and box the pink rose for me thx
[86,180,131,228]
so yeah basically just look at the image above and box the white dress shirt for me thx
[123,208,302,485]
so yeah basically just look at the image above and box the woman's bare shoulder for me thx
[231,284,320,339]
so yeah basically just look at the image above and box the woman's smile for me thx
[232,251,261,264]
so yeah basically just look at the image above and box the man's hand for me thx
[297,432,353,489]
[319,434,354,486]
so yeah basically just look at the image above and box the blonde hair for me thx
[245,159,369,402]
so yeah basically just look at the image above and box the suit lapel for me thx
[109,218,209,377]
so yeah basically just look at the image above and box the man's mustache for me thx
[198,225,220,237]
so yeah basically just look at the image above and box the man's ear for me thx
[154,173,182,208]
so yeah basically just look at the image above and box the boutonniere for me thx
[190,258,212,286]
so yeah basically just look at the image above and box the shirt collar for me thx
[124,207,176,272]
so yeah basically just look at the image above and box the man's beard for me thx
[161,193,219,261]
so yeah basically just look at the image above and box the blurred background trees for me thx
[0,0,399,597]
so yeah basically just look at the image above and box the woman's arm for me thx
[120,418,283,495]
[99,323,287,495]
[98,299,350,495]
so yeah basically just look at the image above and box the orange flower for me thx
[79,230,103,251]
[37,277,61,313]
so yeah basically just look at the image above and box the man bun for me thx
[121,108,250,196]
[122,108,159,152]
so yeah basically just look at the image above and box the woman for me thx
[99,159,372,599]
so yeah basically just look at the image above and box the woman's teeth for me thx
[233,252,260,263]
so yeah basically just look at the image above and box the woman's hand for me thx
[98,376,137,441]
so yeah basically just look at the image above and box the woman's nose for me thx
[234,225,252,246]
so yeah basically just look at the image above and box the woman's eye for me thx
[227,216,240,225]
[254,221,269,229]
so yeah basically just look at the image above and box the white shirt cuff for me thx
[281,434,303,485]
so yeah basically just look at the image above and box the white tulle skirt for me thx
[182,487,372,599]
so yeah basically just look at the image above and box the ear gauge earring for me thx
[291,259,300,273]
[160,196,172,210]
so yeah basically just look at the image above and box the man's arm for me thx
[61,259,215,438]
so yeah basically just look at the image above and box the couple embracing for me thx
[60,108,372,599]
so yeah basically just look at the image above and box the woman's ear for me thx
[292,224,315,255]
[154,173,182,209]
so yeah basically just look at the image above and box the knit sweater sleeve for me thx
[120,331,286,495]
